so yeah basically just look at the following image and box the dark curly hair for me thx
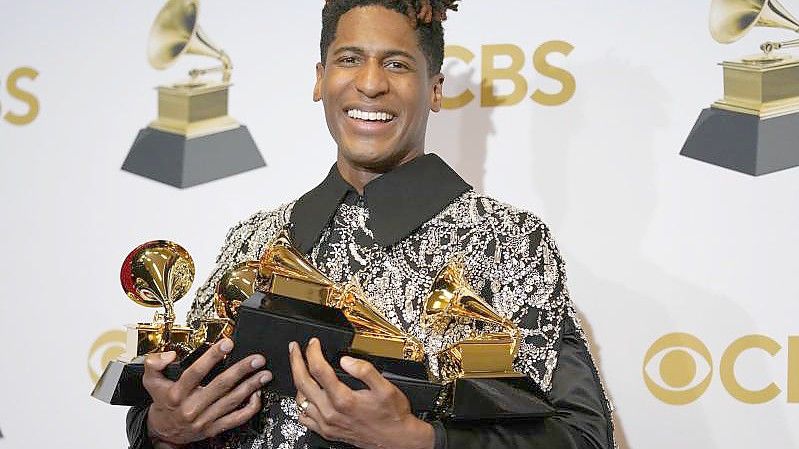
[320,0,460,76]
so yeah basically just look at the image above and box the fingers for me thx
[304,339,351,399]
[195,370,272,426]
[204,391,263,438]
[185,352,268,414]
[289,341,325,406]
[142,351,177,400]
[340,356,388,392]
[171,338,235,400]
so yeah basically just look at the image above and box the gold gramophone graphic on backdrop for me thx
[121,0,265,188]
[681,0,799,176]
[91,241,234,405]
[423,257,523,382]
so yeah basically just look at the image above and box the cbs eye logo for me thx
[87,329,126,384]
[644,333,799,405]
[643,333,713,405]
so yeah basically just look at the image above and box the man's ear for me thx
[313,62,325,102]
[430,73,445,112]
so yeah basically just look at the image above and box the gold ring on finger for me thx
[297,399,310,416]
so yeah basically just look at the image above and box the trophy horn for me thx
[120,241,195,311]
[216,260,259,321]
[710,0,799,44]
[423,258,512,331]
[147,0,232,82]
[120,241,195,354]
[258,230,342,305]
[213,260,259,338]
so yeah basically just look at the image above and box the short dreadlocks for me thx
[321,0,460,76]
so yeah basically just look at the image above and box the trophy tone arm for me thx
[761,37,799,54]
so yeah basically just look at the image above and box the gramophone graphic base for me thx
[122,125,265,188]
[681,107,799,176]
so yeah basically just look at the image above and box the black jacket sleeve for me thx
[435,315,614,449]
[126,405,155,449]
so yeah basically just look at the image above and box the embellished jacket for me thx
[128,153,615,449]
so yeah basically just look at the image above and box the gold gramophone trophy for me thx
[422,257,522,382]
[122,0,265,188]
[228,230,440,413]
[92,241,231,406]
[682,0,799,175]
[421,258,555,421]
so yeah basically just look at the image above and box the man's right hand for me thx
[142,338,272,446]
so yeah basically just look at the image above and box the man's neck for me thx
[336,150,424,194]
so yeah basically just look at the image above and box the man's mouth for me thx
[346,109,396,122]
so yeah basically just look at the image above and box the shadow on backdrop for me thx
[530,53,791,448]
[427,63,494,194]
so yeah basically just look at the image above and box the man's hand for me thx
[289,338,434,449]
[142,338,272,446]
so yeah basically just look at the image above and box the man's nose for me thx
[354,59,389,98]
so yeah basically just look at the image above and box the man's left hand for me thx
[288,338,434,449]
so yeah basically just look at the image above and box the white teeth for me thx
[347,109,394,122]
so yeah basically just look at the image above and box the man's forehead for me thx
[330,6,422,57]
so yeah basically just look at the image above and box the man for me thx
[127,1,615,448]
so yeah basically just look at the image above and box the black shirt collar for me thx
[290,153,471,253]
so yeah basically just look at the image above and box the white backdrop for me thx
[1,1,798,448]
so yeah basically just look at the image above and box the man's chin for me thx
[338,147,409,172]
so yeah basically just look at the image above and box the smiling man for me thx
[126,1,615,449]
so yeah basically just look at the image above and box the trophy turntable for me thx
[682,0,799,175]
[122,0,265,188]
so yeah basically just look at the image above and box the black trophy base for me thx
[681,107,799,176]
[91,345,222,406]
[230,292,442,414]
[230,292,356,396]
[122,125,265,188]
[449,376,555,422]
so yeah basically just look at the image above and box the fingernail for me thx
[160,351,175,360]
[256,390,262,398]
[260,372,273,384]
[220,339,234,353]
[251,356,266,369]
[340,356,355,369]
[289,341,296,353]
[310,337,319,346]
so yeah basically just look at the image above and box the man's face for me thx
[314,6,444,171]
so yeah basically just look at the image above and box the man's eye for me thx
[338,56,359,65]
[386,61,410,70]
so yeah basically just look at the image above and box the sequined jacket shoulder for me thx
[186,202,295,328]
